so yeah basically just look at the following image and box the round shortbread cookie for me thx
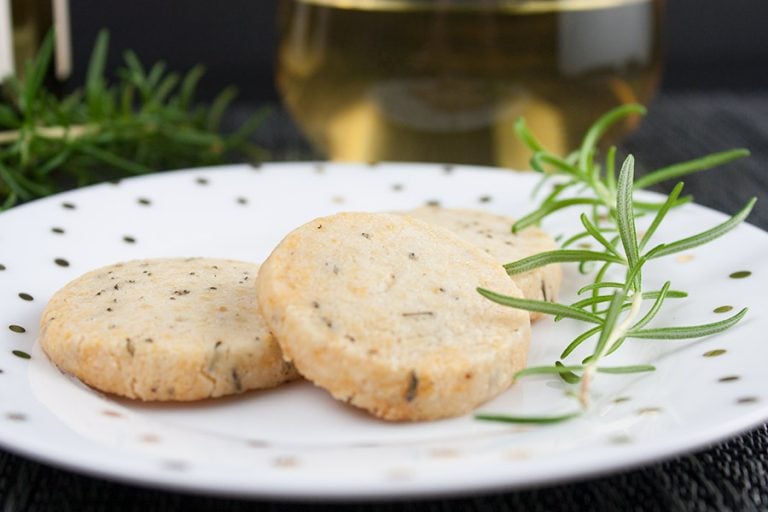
[40,258,298,401]
[257,212,531,421]
[403,207,562,320]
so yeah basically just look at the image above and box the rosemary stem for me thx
[579,292,644,407]
[0,124,97,144]
[590,178,614,207]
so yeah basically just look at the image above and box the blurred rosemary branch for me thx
[0,30,268,209]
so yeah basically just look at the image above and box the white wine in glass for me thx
[277,0,663,168]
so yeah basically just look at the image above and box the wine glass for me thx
[276,0,663,169]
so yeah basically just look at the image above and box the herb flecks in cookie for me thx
[39,258,299,401]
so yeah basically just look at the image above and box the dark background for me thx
[65,0,768,103]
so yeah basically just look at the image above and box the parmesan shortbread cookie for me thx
[404,207,562,320]
[257,212,531,421]
[40,258,298,401]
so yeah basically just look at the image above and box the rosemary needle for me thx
[475,412,581,425]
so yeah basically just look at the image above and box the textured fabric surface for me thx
[3,91,767,510]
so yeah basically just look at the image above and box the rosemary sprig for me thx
[0,30,267,209]
[475,104,755,424]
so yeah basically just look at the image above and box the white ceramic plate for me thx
[0,162,765,500]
